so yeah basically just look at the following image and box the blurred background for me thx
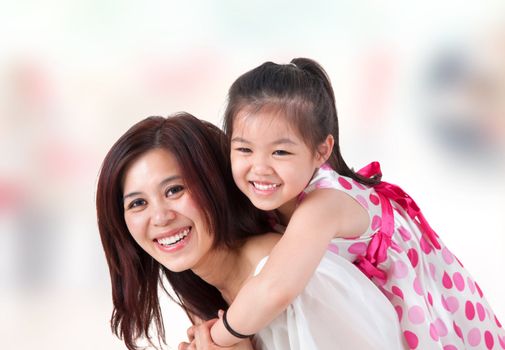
[1,1,504,349]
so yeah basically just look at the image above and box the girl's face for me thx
[122,148,214,273]
[230,109,327,219]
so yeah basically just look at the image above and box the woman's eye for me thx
[128,198,146,209]
[166,185,184,197]
[273,150,291,156]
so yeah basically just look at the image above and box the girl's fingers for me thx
[178,341,190,350]
[187,325,196,341]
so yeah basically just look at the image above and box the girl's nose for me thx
[252,156,274,175]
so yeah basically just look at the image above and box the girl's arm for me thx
[210,189,369,346]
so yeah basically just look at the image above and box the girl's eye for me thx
[273,150,292,156]
[235,147,252,153]
[166,185,184,197]
[127,198,146,210]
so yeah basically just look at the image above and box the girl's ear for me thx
[315,134,334,166]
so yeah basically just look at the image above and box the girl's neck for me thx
[192,246,253,303]
[277,199,297,226]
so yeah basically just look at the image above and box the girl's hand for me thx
[178,318,254,350]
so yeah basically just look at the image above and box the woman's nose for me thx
[152,204,176,226]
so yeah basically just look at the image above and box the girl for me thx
[209,58,505,349]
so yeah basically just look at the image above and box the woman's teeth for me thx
[252,182,279,190]
[157,228,190,246]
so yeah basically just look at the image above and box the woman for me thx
[96,113,405,350]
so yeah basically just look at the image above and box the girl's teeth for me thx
[253,182,279,190]
[158,228,190,246]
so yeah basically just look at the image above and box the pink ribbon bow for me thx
[354,162,441,281]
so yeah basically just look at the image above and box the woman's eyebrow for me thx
[123,175,181,201]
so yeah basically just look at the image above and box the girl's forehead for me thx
[233,106,299,136]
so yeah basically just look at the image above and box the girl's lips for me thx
[155,227,191,253]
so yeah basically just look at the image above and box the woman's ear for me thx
[315,134,334,166]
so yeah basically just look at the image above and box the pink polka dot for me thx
[327,243,339,254]
[495,315,502,328]
[442,295,459,313]
[338,177,353,190]
[475,282,484,297]
[355,194,369,209]
[443,346,457,350]
[427,292,433,306]
[498,335,505,348]
[381,288,395,300]
[485,331,495,349]
[429,263,437,280]
[442,247,454,264]
[467,327,481,347]
[348,242,367,255]
[395,305,403,321]
[407,248,419,268]
[434,318,448,337]
[413,277,423,296]
[453,321,463,340]
[398,226,412,241]
[371,215,382,230]
[408,305,425,324]
[392,286,404,300]
[369,193,380,205]
[466,301,476,320]
[352,179,366,190]
[420,236,433,254]
[404,331,419,349]
[476,302,486,321]
[453,272,465,291]
[430,322,439,341]
[442,271,453,289]
[468,277,476,294]
[391,260,408,279]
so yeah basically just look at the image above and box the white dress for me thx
[252,248,406,350]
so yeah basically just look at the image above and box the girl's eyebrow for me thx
[271,138,296,146]
[231,137,297,146]
[231,136,250,143]
[122,175,181,201]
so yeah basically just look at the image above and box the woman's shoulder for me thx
[242,232,281,267]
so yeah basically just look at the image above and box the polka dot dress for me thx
[302,163,505,349]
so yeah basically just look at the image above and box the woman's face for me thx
[122,148,214,272]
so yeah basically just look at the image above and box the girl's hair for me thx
[96,113,270,350]
[223,57,380,185]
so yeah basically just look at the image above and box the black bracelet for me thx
[222,309,254,339]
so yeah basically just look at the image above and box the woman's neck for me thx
[192,246,254,304]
